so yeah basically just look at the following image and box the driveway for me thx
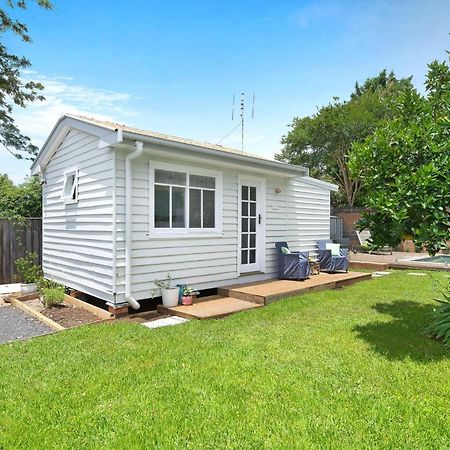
[0,299,53,344]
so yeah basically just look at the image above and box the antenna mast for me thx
[240,92,244,152]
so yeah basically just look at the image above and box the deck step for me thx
[157,297,261,320]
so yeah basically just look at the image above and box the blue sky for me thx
[2,0,450,182]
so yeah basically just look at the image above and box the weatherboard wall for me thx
[42,129,115,302]
[113,147,331,303]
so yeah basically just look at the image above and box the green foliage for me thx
[0,0,53,160]
[41,287,65,308]
[426,278,450,348]
[154,273,173,289]
[0,272,448,448]
[14,251,41,283]
[0,173,42,218]
[276,70,411,207]
[350,55,450,254]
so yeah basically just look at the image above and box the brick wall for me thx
[332,207,364,247]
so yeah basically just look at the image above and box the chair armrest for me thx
[339,248,349,257]
[317,249,331,260]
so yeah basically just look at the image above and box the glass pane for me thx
[241,201,248,216]
[241,250,248,265]
[172,187,185,228]
[242,218,248,232]
[249,233,256,248]
[250,202,256,217]
[250,218,256,232]
[203,190,215,228]
[155,185,170,228]
[190,174,215,189]
[249,249,256,264]
[241,233,248,249]
[250,186,256,201]
[155,169,186,186]
[63,173,75,197]
[189,189,201,228]
[242,185,248,200]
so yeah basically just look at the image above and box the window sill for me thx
[146,231,223,239]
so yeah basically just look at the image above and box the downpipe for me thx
[125,140,144,310]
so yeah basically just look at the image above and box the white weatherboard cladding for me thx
[113,150,331,302]
[42,129,115,302]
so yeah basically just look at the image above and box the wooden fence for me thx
[0,218,42,284]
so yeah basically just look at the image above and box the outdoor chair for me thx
[353,229,393,255]
[316,239,349,273]
[275,242,311,281]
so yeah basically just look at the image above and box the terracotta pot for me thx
[181,295,193,306]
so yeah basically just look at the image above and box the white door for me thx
[239,177,265,273]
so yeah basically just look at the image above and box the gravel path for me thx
[0,305,53,344]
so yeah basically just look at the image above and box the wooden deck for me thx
[219,271,371,305]
[156,271,371,320]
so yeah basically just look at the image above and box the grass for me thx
[0,271,449,449]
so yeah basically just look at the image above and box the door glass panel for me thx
[241,183,258,269]
[172,187,185,228]
[155,185,170,228]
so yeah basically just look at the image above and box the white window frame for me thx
[148,161,223,238]
[61,167,78,204]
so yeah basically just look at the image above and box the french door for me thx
[239,177,265,273]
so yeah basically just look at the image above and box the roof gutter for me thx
[121,131,309,177]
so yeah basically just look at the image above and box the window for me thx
[61,169,78,203]
[151,164,222,234]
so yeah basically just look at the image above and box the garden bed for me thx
[7,293,111,329]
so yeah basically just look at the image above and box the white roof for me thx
[30,114,335,190]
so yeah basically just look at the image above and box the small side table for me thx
[309,260,320,275]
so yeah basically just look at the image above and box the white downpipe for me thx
[125,141,144,310]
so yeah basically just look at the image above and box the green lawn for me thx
[1,272,449,449]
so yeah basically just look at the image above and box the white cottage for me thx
[31,114,337,313]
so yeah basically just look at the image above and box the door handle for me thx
[258,214,262,224]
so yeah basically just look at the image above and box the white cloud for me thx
[13,72,137,147]
[1,72,138,183]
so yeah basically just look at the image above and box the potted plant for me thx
[154,273,179,307]
[181,285,198,306]
[15,252,42,294]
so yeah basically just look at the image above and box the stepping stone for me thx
[372,271,391,277]
[142,316,189,329]
[407,272,427,276]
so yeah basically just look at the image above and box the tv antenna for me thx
[217,91,255,152]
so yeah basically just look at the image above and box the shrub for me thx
[426,280,450,348]
[42,287,65,308]
[15,252,42,284]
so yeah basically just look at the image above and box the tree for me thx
[276,71,412,207]
[0,0,52,160]
[0,173,42,218]
[349,57,450,255]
